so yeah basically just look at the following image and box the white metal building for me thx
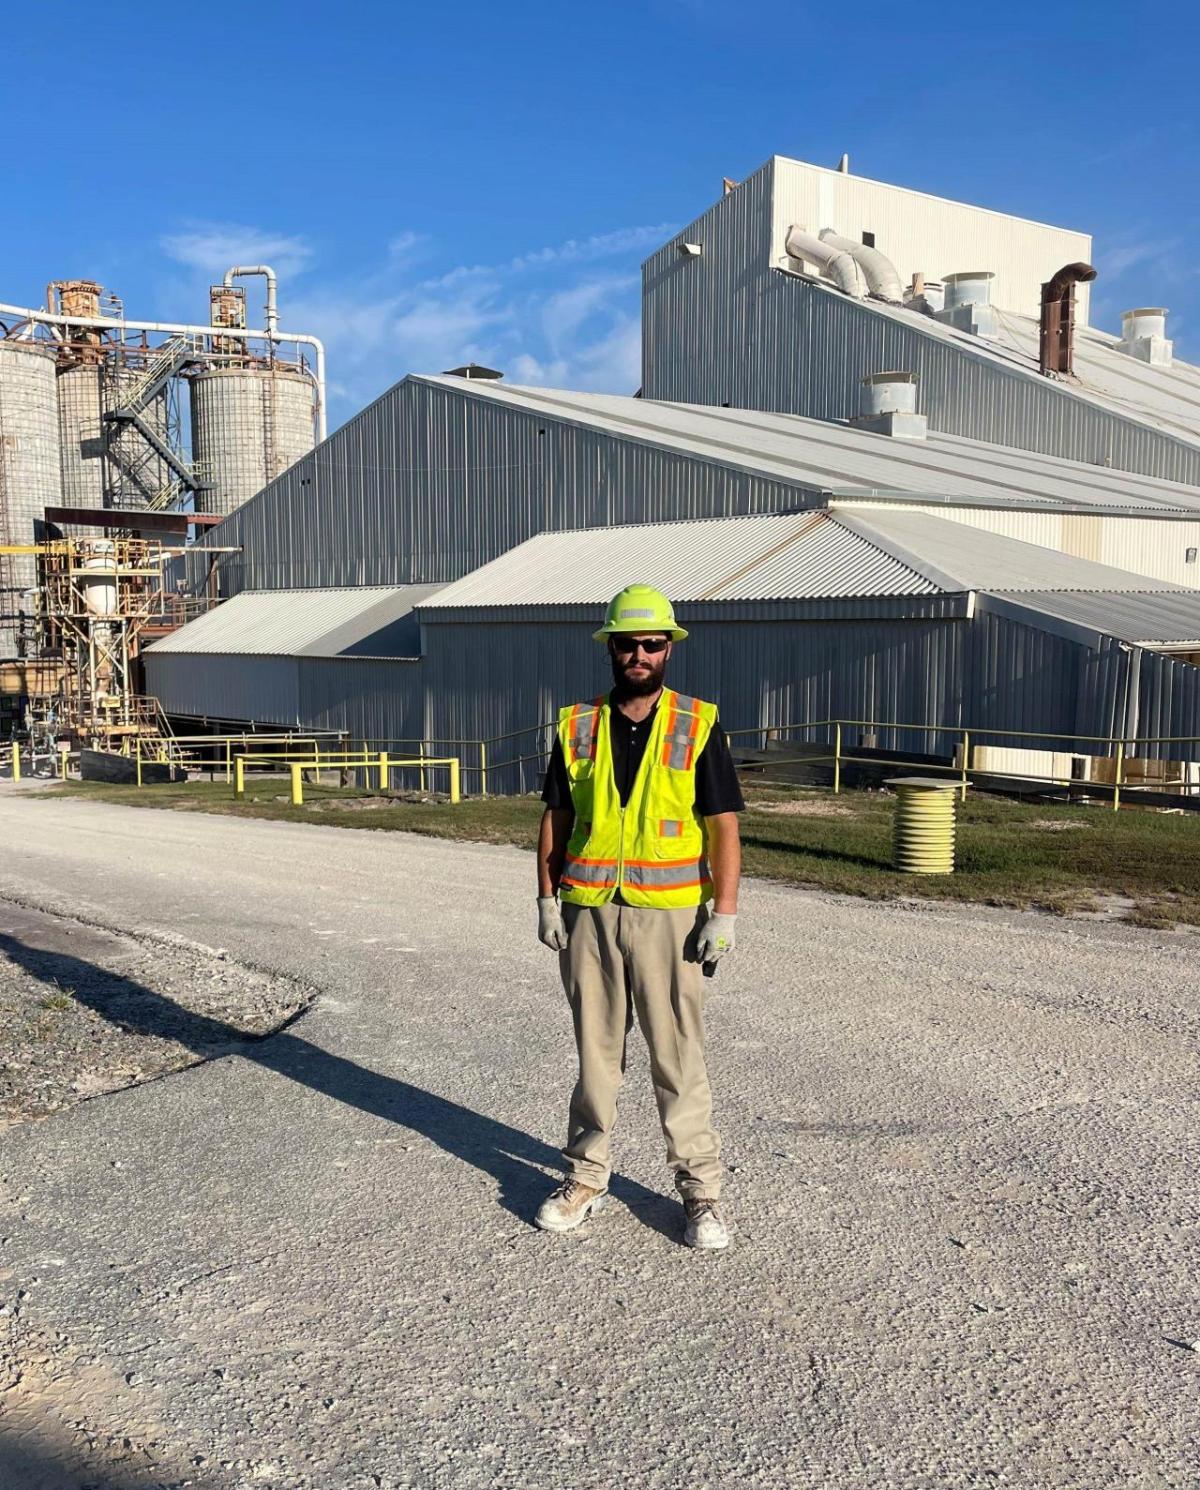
[641,157,1200,484]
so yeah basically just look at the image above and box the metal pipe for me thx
[783,226,864,297]
[0,302,327,441]
[818,229,904,302]
[223,265,278,340]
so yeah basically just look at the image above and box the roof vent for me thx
[850,371,927,440]
[935,271,999,339]
[905,274,944,313]
[1117,307,1173,367]
[443,362,503,380]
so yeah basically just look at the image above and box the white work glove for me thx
[537,896,569,952]
[695,909,737,965]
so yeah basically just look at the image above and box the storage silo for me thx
[0,339,61,656]
[189,363,316,517]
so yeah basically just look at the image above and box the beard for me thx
[610,649,668,698]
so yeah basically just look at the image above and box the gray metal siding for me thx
[144,653,302,726]
[187,376,810,600]
[297,657,424,743]
[643,248,1200,488]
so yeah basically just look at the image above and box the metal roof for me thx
[774,277,1200,452]
[148,585,442,657]
[414,375,1200,515]
[420,507,1193,613]
[420,511,938,609]
[989,590,1200,648]
[839,508,1182,593]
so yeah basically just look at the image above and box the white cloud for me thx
[509,223,677,272]
[159,222,313,278]
[158,217,663,422]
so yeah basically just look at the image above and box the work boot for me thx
[535,1178,608,1233]
[684,1198,731,1250]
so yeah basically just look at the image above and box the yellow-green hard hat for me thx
[593,583,688,642]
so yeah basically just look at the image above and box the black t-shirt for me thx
[542,694,745,816]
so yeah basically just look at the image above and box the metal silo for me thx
[0,339,61,656]
[189,362,316,516]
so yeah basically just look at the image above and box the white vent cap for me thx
[1118,307,1173,366]
[942,271,996,310]
[861,370,918,417]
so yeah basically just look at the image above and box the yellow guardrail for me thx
[233,748,460,806]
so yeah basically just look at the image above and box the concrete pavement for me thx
[0,788,1198,1489]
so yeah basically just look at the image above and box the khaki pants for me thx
[559,901,722,1201]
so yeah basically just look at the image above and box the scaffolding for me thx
[1,535,178,760]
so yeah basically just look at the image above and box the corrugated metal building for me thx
[184,375,1200,600]
[150,509,1200,792]
[641,157,1200,485]
[147,585,432,736]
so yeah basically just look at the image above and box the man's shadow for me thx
[0,931,681,1241]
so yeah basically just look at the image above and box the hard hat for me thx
[593,584,688,642]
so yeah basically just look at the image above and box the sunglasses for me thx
[610,636,670,656]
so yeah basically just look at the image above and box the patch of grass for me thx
[42,777,1200,927]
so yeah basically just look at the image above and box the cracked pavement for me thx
[0,788,1198,1489]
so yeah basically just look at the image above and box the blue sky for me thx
[4,1,1197,430]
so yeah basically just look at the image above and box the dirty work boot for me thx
[535,1178,608,1233]
[684,1199,731,1250]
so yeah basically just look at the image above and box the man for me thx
[533,584,744,1250]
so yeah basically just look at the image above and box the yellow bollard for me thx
[960,730,971,803]
[225,739,232,784]
[234,756,245,800]
[1113,741,1124,813]
[887,776,959,874]
[449,757,461,804]
[419,746,427,795]
[833,721,842,796]
[58,744,68,781]
[479,740,488,799]
[290,762,304,806]
[11,742,20,784]
[136,740,143,789]
[378,750,389,792]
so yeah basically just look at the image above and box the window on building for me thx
[1186,547,1198,565]
[862,231,876,248]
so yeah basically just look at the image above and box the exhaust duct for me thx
[818,230,903,302]
[784,226,865,297]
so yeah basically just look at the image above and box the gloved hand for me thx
[537,896,569,952]
[695,909,736,965]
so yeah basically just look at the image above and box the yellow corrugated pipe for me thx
[888,777,959,874]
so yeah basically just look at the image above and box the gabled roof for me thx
[413,375,1200,515]
[419,507,1187,612]
[148,585,442,657]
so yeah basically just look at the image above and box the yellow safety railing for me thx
[725,718,1200,813]
[232,748,460,806]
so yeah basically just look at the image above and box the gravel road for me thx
[0,787,1197,1490]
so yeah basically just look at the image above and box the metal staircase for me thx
[104,334,208,506]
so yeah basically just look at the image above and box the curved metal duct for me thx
[818,230,903,302]
[784,226,865,297]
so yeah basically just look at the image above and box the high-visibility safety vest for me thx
[556,689,719,909]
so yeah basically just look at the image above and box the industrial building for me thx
[11,149,1200,795]
[642,155,1200,486]
[148,375,1200,791]
[0,269,322,755]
